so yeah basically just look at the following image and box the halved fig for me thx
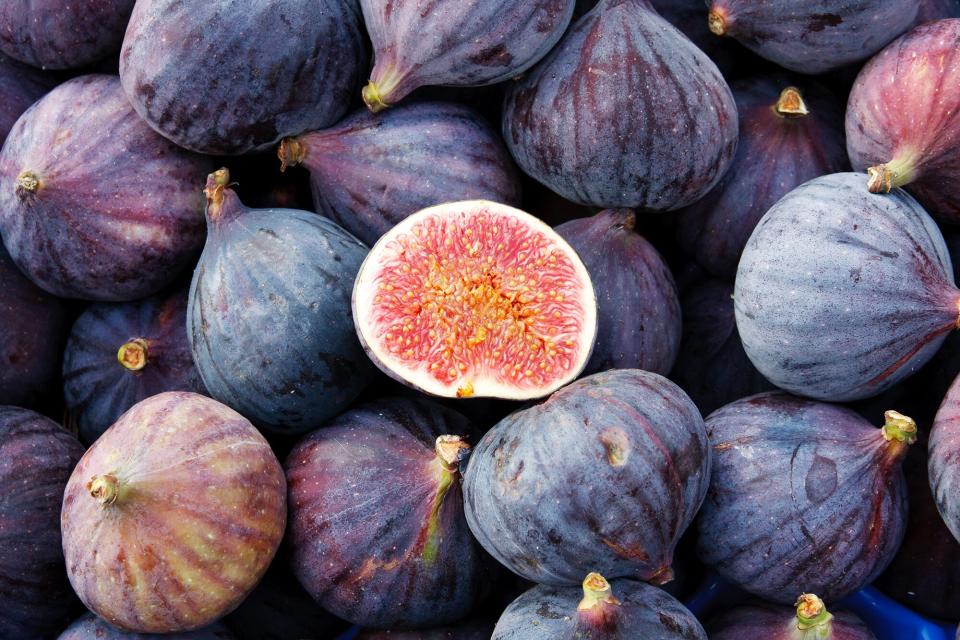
[352,200,597,400]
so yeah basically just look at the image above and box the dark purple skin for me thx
[120,0,366,155]
[62,284,207,445]
[356,619,494,640]
[0,75,212,301]
[696,392,912,604]
[707,0,919,74]
[279,101,522,247]
[0,406,85,639]
[676,76,848,279]
[463,369,710,586]
[669,278,773,418]
[914,0,960,23]
[706,602,875,640]
[58,614,235,640]
[0,52,55,143]
[502,0,738,211]
[287,398,491,629]
[555,209,681,376]
[930,372,960,545]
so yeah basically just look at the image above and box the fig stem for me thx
[362,64,408,113]
[205,168,231,222]
[795,593,833,631]
[866,153,918,193]
[435,435,471,471]
[422,436,472,564]
[708,8,728,36]
[362,81,390,114]
[117,339,149,371]
[87,474,120,506]
[16,170,40,197]
[277,138,304,172]
[881,410,918,445]
[578,573,621,611]
[774,87,809,118]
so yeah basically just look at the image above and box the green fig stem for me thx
[362,64,409,113]
[708,8,728,36]
[117,339,149,371]
[578,573,622,612]
[204,168,231,222]
[421,436,471,564]
[88,474,120,506]
[362,81,390,113]
[866,153,918,193]
[16,170,40,198]
[775,87,809,118]
[795,594,833,633]
[882,410,918,445]
[277,138,304,172]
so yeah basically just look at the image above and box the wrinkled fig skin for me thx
[463,369,710,585]
[287,398,490,629]
[0,407,84,639]
[0,53,55,142]
[555,209,681,376]
[735,172,960,402]
[697,393,911,604]
[58,613,236,640]
[706,602,875,640]
[929,373,960,545]
[846,20,960,222]
[61,392,287,633]
[670,278,773,417]
[677,76,848,279]
[707,0,919,74]
[281,102,522,246]
[189,173,375,435]
[359,0,574,109]
[503,0,738,210]
[63,284,207,445]
[120,0,366,155]
[0,75,211,301]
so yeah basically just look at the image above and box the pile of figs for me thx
[2,1,960,639]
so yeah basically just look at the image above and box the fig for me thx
[492,573,707,639]
[287,398,491,629]
[189,169,374,435]
[677,77,848,279]
[359,0,575,111]
[0,53,55,143]
[706,594,875,640]
[846,19,960,222]
[706,0,919,74]
[58,613,235,639]
[649,0,745,75]
[0,75,212,301]
[502,0,738,210]
[352,200,597,400]
[60,392,286,633]
[697,392,914,604]
[0,406,84,639]
[277,102,522,246]
[914,0,960,24]
[120,0,366,155]
[62,284,207,445]
[463,369,710,585]
[929,372,960,545]
[555,209,681,376]
[734,172,960,402]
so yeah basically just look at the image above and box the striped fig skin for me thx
[63,284,207,445]
[58,613,235,640]
[502,0,738,211]
[0,75,212,301]
[0,53,55,143]
[120,0,366,155]
[706,601,875,640]
[696,392,912,604]
[280,102,522,246]
[555,209,681,376]
[463,369,710,585]
[287,398,491,629]
[735,172,960,402]
[61,392,287,634]
[706,0,919,74]
[0,407,84,639]
[930,373,960,544]
[846,19,960,223]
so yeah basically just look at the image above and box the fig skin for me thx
[463,369,710,586]
[929,372,960,545]
[120,0,367,155]
[287,398,492,629]
[60,392,287,634]
[0,406,84,639]
[502,0,738,211]
[58,613,235,639]
[62,284,207,445]
[278,101,522,246]
[734,172,960,402]
[555,209,681,376]
[706,597,875,640]
[914,0,960,24]
[0,52,55,142]
[697,392,914,604]
[0,75,212,301]
[846,19,960,222]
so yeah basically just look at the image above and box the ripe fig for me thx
[555,209,681,376]
[278,102,521,246]
[0,406,84,638]
[929,373,960,546]
[697,392,914,604]
[914,0,960,24]
[352,200,597,400]
[492,573,707,639]
[0,75,212,301]
[0,53,55,142]
[706,0,919,74]
[463,369,710,585]
[359,0,574,111]
[287,398,491,629]
[706,594,875,640]
[63,284,207,444]
[846,19,960,222]
[734,172,960,402]
[502,0,738,210]
[189,169,375,435]
[58,613,235,639]
[61,392,286,633]
[120,0,366,154]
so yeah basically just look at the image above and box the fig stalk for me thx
[708,9,728,36]
[774,87,808,118]
[424,436,471,563]
[16,170,40,196]
[794,593,834,639]
[117,339,149,371]
[866,154,918,194]
[363,65,409,114]
[87,474,120,506]
[881,410,918,445]
[204,168,231,222]
[277,138,305,172]
[577,573,621,611]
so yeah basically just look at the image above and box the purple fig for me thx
[707,594,875,640]
[502,0,738,210]
[650,0,747,75]
[914,0,960,24]
[697,392,914,604]
[58,614,235,639]
[0,53,55,143]
[278,102,522,246]
[929,373,960,545]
